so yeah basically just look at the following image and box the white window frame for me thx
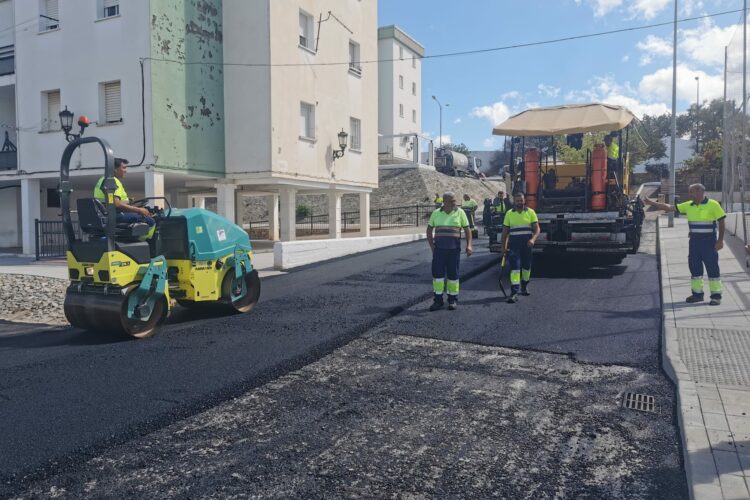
[412,109,417,123]
[97,0,120,20]
[99,80,122,125]
[41,89,61,132]
[348,40,361,76]
[299,10,315,53]
[399,104,404,118]
[399,75,404,90]
[39,0,60,32]
[412,82,417,96]
[300,101,315,140]
[349,117,361,151]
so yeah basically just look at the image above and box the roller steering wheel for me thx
[130,197,172,218]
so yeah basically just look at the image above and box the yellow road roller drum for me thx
[59,136,260,338]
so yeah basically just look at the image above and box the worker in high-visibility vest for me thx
[434,193,444,208]
[500,192,541,303]
[604,134,620,176]
[93,157,155,239]
[461,194,478,230]
[427,192,473,311]
[493,190,511,214]
[643,183,726,305]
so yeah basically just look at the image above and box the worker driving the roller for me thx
[604,134,619,176]
[93,157,156,239]
[500,192,540,303]
[427,192,473,311]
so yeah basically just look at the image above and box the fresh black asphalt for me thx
[0,240,497,493]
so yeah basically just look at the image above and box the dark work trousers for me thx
[508,241,532,295]
[688,236,721,299]
[432,247,461,304]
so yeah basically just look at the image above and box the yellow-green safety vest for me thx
[676,197,726,238]
[93,176,128,202]
[429,208,469,250]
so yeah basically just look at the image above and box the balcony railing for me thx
[0,131,17,171]
[0,45,14,76]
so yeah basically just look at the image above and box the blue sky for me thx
[378,0,742,151]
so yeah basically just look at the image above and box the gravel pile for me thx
[0,274,68,325]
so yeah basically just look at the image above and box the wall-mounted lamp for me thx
[332,128,348,161]
[59,106,91,142]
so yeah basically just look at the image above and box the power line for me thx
[142,8,744,69]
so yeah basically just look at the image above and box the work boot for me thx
[507,293,518,304]
[520,282,530,296]
[685,295,704,304]
[710,298,722,306]
[429,298,444,312]
[448,301,457,311]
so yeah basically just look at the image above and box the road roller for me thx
[60,136,260,338]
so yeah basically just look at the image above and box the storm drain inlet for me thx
[622,393,656,413]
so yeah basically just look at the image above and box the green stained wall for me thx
[150,0,224,177]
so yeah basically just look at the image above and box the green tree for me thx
[676,98,724,154]
[443,142,471,156]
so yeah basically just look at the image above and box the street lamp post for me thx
[431,95,449,147]
[668,0,678,228]
[695,76,700,154]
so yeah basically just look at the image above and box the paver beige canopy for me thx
[492,103,636,137]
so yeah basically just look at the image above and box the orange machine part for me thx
[524,148,540,209]
[591,144,607,211]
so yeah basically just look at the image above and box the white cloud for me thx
[635,20,736,69]
[682,0,704,16]
[453,118,462,124]
[629,0,670,20]
[537,84,561,98]
[501,90,521,100]
[471,101,512,126]
[424,132,452,146]
[565,75,670,117]
[638,64,723,103]
[483,137,497,148]
[621,54,630,63]
[576,0,623,17]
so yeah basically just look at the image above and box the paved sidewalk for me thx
[659,215,750,499]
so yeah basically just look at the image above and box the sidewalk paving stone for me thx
[658,215,750,499]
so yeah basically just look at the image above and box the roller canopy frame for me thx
[59,136,117,253]
[492,103,636,137]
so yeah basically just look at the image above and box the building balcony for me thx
[0,45,14,76]
[0,131,17,171]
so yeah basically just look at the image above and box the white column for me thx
[193,196,206,209]
[359,192,371,237]
[21,178,41,255]
[412,135,420,164]
[235,191,245,227]
[279,187,296,242]
[216,184,236,222]
[144,170,165,208]
[428,141,435,166]
[267,194,280,241]
[328,190,342,239]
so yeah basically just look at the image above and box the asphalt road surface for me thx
[2,222,688,498]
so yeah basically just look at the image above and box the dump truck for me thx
[487,103,644,264]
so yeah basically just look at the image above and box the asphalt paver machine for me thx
[60,136,260,338]
[488,103,644,264]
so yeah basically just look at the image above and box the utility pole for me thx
[431,95,448,148]
[668,0,678,228]
[694,76,700,154]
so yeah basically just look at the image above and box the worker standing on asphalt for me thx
[643,183,726,305]
[427,192,473,311]
[493,190,511,214]
[434,193,443,208]
[461,194,478,231]
[500,192,540,303]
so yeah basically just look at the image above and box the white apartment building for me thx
[377,25,424,164]
[0,0,378,255]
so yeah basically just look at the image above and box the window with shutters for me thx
[412,110,417,123]
[39,0,59,32]
[299,10,314,52]
[399,104,404,118]
[97,0,119,19]
[399,75,404,90]
[99,80,122,124]
[42,90,60,131]
[348,40,361,76]
[412,82,417,96]
[349,117,361,151]
[300,102,315,140]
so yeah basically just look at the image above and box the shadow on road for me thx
[0,326,128,349]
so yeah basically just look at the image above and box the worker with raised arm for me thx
[427,192,473,311]
[93,157,155,238]
[643,183,726,305]
[500,192,540,303]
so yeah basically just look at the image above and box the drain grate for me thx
[622,393,656,413]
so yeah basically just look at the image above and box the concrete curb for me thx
[656,218,724,500]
